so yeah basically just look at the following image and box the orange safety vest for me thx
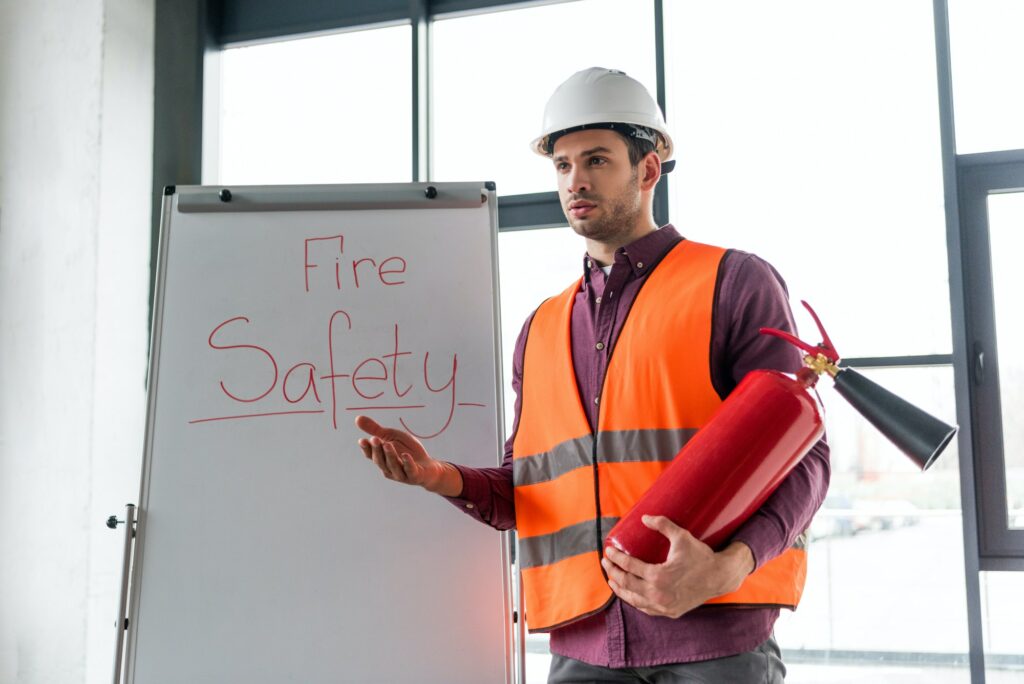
[512,239,807,633]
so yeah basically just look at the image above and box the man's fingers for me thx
[606,574,651,614]
[381,441,407,481]
[368,438,399,480]
[604,546,653,580]
[602,556,643,590]
[354,415,388,439]
[356,418,425,486]
[368,438,387,473]
[355,415,414,451]
[641,514,685,542]
[368,438,392,475]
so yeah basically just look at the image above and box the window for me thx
[432,0,656,196]
[663,0,950,358]
[957,158,1024,562]
[776,366,968,679]
[948,0,1024,153]
[497,226,582,437]
[215,25,412,185]
[985,193,1024,531]
[980,572,1024,669]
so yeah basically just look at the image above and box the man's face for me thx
[552,129,643,243]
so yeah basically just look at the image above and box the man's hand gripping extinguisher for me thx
[605,301,958,564]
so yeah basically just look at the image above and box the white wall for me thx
[0,0,154,682]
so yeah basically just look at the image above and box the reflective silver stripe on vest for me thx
[518,517,622,569]
[513,428,698,487]
[520,521,807,569]
[513,434,592,487]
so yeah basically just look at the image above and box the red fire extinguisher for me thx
[604,301,956,565]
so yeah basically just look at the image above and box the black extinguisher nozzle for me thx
[832,368,958,471]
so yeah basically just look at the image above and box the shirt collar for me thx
[581,224,683,281]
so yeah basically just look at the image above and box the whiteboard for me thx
[125,183,511,684]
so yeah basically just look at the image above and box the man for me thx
[355,67,830,683]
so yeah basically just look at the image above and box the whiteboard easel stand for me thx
[511,531,526,684]
[109,503,137,684]
[116,181,520,684]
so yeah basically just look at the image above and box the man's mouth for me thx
[568,200,596,219]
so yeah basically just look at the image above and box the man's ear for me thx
[640,151,661,192]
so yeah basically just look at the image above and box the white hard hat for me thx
[531,67,674,171]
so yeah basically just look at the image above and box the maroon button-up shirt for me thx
[447,225,830,668]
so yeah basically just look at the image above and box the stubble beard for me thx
[565,169,643,244]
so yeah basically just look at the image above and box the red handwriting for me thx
[194,312,484,439]
[208,317,278,402]
[304,235,407,293]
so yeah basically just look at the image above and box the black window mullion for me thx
[957,154,1024,568]
[653,0,669,228]
[412,0,428,182]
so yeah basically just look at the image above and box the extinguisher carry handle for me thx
[759,300,840,364]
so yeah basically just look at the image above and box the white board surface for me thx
[126,183,510,684]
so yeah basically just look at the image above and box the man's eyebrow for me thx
[553,146,615,163]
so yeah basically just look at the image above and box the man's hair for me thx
[546,122,659,167]
[621,132,656,167]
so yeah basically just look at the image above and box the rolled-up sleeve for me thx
[713,252,831,570]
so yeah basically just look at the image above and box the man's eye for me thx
[589,157,606,166]
[556,162,569,171]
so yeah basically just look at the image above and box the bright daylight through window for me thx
[216,24,411,185]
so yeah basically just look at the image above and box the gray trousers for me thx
[547,636,785,684]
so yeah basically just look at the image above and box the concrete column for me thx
[0,0,154,681]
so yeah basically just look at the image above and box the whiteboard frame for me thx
[122,182,518,683]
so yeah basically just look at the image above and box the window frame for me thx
[956,150,1024,568]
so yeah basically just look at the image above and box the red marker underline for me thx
[189,403,488,424]
[189,410,325,424]
[346,405,426,411]
[347,403,488,410]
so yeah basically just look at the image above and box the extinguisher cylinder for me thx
[604,369,824,564]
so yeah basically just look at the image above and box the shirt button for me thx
[608,291,614,298]
[586,260,592,268]
[595,342,605,351]
[465,503,475,509]
[595,296,602,304]
[637,262,644,269]
[594,396,600,405]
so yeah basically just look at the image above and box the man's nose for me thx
[566,166,591,195]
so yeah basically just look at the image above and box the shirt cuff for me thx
[442,463,490,522]
[730,514,786,573]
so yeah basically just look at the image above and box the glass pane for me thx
[987,192,1024,529]
[216,25,411,185]
[980,572,1024,677]
[497,226,582,438]
[432,0,656,196]
[948,0,1024,153]
[664,0,951,358]
[776,366,969,681]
